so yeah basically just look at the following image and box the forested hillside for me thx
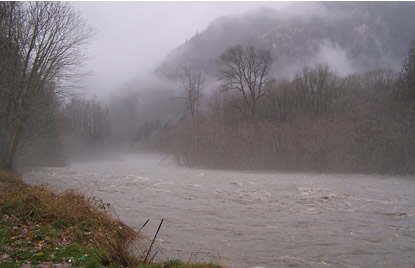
[145,2,415,173]
[156,2,415,79]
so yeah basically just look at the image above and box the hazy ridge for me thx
[156,2,415,79]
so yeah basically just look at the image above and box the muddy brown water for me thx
[23,153,415,268]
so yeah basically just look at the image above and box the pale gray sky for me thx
[75,1,290,98]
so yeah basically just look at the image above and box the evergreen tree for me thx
[399,40,415,99]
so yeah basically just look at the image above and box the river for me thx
[22,153,415,268]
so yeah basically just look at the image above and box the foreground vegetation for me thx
[0,171,225,268]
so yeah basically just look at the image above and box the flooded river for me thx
[23,153,415,268]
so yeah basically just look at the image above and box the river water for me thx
[23,153,415,268]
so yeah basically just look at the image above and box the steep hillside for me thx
[156,2,415,79]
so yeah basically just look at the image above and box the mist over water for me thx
[23,154,415,268]
[3,2,415,267]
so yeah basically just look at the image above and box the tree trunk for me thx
[2,116,27,169]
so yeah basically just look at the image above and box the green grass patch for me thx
[0,212,104,266]
[0,262,20,268]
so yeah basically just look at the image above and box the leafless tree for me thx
[293,65,343,117]
[218,45,273,119]
[266,79,298,123]
[162,63,415,173]
[0,2,94,169]
[181,68,204,125]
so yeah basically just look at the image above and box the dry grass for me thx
[0,169,22,183]
[0,170,227,267]
[0,180,146,266]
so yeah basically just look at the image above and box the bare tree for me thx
[266,79,298,122]
[218,45,273,119]
[181,68,204,125]
[0,2,94,169]
[293,65,343,117]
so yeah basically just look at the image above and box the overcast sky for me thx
[74,2,289,98]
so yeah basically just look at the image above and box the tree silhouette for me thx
[399,40,415,99]
[218,45,273,119]
[0,2,93,169]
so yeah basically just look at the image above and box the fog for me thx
[75,2,289,99]
[2,2,415,267]
[5,1,413,169]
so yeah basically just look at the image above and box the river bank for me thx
[0,170,225,268]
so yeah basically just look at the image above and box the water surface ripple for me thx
[23,154,415,268]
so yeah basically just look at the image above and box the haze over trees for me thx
[181,68,204,125]
[1,2,414,174]
[399,40,415,99]
[218,46,273,119]
[137,3,415,174]
[157,2,415,79]
[60,96,110,159]
[0,2,93,169]
[157,41,415,174]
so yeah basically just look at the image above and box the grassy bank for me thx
[0,170,224,268]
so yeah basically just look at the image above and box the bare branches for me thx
[293,65,343,117]
[0,2,94,168]
[22,2,94,94]
[181,68,204,125]
[218,45,273,119]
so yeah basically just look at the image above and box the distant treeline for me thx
[148,42,415,174]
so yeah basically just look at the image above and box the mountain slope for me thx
[155,2,415,79]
